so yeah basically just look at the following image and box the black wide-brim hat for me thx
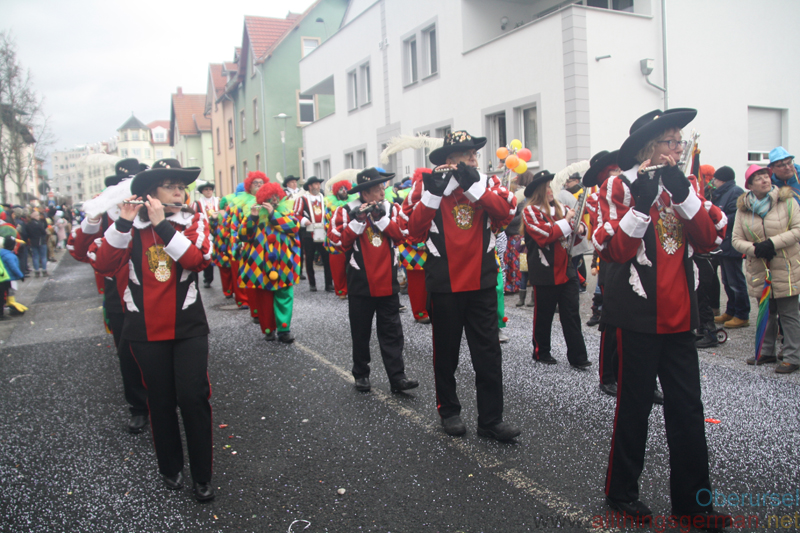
[524,170,555,198]
[583,150,620,187]
[115,158,142,179]
[283,175,299,187]
[130,158,201,197]
[105,174,122,188]
[196,180,215,191]
[429,130,487,166]
[302,176,324,191]
[618,108,697,171]
[350,168,395,194]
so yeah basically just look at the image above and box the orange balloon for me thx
[517,148,532,162]
[496,147,509,160]
[505,155,519,169]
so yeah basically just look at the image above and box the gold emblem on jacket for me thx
[366,226,383,247]
[146,244,173,282]
[452,204,474,230]
[656,207,683,254]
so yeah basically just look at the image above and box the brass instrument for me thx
[639,130,700,174]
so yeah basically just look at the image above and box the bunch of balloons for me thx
[495,139,532,174]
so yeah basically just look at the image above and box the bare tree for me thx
[0,31,54,204]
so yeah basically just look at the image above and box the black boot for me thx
[696,322,719,349]
[515,289,527,307]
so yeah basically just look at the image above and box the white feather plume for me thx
[551,160,591,193]
[83,178,133,219]
[379,134,444,165]
[325,169,361,194]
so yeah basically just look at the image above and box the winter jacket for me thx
[24,219,48,247]
[710,180,744,257]
[771,163,800,202]
[732,186,800,299]
[0,249,24,281]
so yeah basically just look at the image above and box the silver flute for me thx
[639,130,700,174]
[122,201,185,207]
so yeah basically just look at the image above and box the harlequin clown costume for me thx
[593,109,731,528]
[209,194,235,298]
[397,168,431,324]
[226,182,253,312]
[237,181,301,343]
[324,178,357,299]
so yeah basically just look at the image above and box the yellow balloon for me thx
[269,271,279,281]
[510,139,523,151]
[514,160,528,174]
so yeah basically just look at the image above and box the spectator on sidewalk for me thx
[23,210,48,277]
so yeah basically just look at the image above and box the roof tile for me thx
[171,93,211,135]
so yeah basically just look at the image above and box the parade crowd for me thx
[50,107,800,532]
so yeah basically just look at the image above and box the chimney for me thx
[177,87,183,97]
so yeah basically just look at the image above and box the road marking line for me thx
[294,341,611,532]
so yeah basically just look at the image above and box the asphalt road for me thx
[0,253,797,532]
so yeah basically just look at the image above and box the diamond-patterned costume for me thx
[237,200,300,291]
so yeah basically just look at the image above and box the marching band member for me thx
[405,130,519,441]
[329,168,418,394]
[90,159,215,502]
[522,170,591,369]
[593,109,731,529]
[295,176,333,292]
[192,181,219,289]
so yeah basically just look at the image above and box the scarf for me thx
[749,189,773,219]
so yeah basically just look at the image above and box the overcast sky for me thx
[1,0,318,164]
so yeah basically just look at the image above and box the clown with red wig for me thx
[324,176,357,298]
[237,177,301,343]
[396,168,432,323]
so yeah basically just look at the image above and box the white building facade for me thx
[300,0,800,185]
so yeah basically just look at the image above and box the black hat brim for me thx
[197,182,215,191]
[429,137,488,166]
[524,173,555,198]
[618,108,696,171]
[583,150,620,187]
[130,167,201,197]
[105,175,122,188]
[302,177,324,191]
[350,175,394,195]
[283,177,298,187]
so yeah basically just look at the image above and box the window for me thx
[356,149,367,168]
[255,153,260,170]
[156,150,163,159]
[132,148,141,157]
[583,0,634,11]
[240,110,246,141]
[145,149,151,158]
[253,98,259,132]
[132,131,140,141]
[422,26,438,77]
[154,130,166,142]
[230,165,236,189]
[404,37,418,85]
[219,171,222,186]
[313,162,321,178]
[486,112,507,171]
[360,63,371,105]
[122,132,128,141]
[121,149,128,157]
[299,94,315,124]
[322,159,331,180]
[216,128,221,154]
[347,70,358,111]
[381,144,397,174]
[521,107,540,167]
[243,160,248,178]
[228,119,234,148]
[748,106,783,163]
[302,37,320,57]
[344,152,355,169]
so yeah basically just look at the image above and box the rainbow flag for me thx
[754,265,772,362]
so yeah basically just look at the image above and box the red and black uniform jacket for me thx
[90,211,212,341]
[592,166,727,334]
[523,203,586,286]
[193,196,219,221]
[405,172,516,293]
[68,209,126,313]
[293,193,325,240]
[329,199,403,298]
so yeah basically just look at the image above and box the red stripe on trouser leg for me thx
[219,266,234,296]
[253,289,276,333]
[605,327,625,495]
[230,260,249,307]
[329,253,348,295]
[245,288,259,318]
[406,269,428,318]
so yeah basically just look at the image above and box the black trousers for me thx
[708,257,721,311]
[107,310,148,417]
[303,238,331,288]
[429,288,504,427]
[605,329,712,514]
[572,255,587,285]
[129,336,213,483]
[348,293,406,382]
[532,278,588,365]
[202,264,214,285]
[598,324,618,386]
[694,255,716,326]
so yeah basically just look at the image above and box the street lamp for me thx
[273,113,291,178]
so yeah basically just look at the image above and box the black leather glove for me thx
[657,164,691,204]
[629,175,660,215]
[353,206,369,222]
[753,239,776,260]
[370,202,386,221]
[454,162,480,191]
[423,170,448,197]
